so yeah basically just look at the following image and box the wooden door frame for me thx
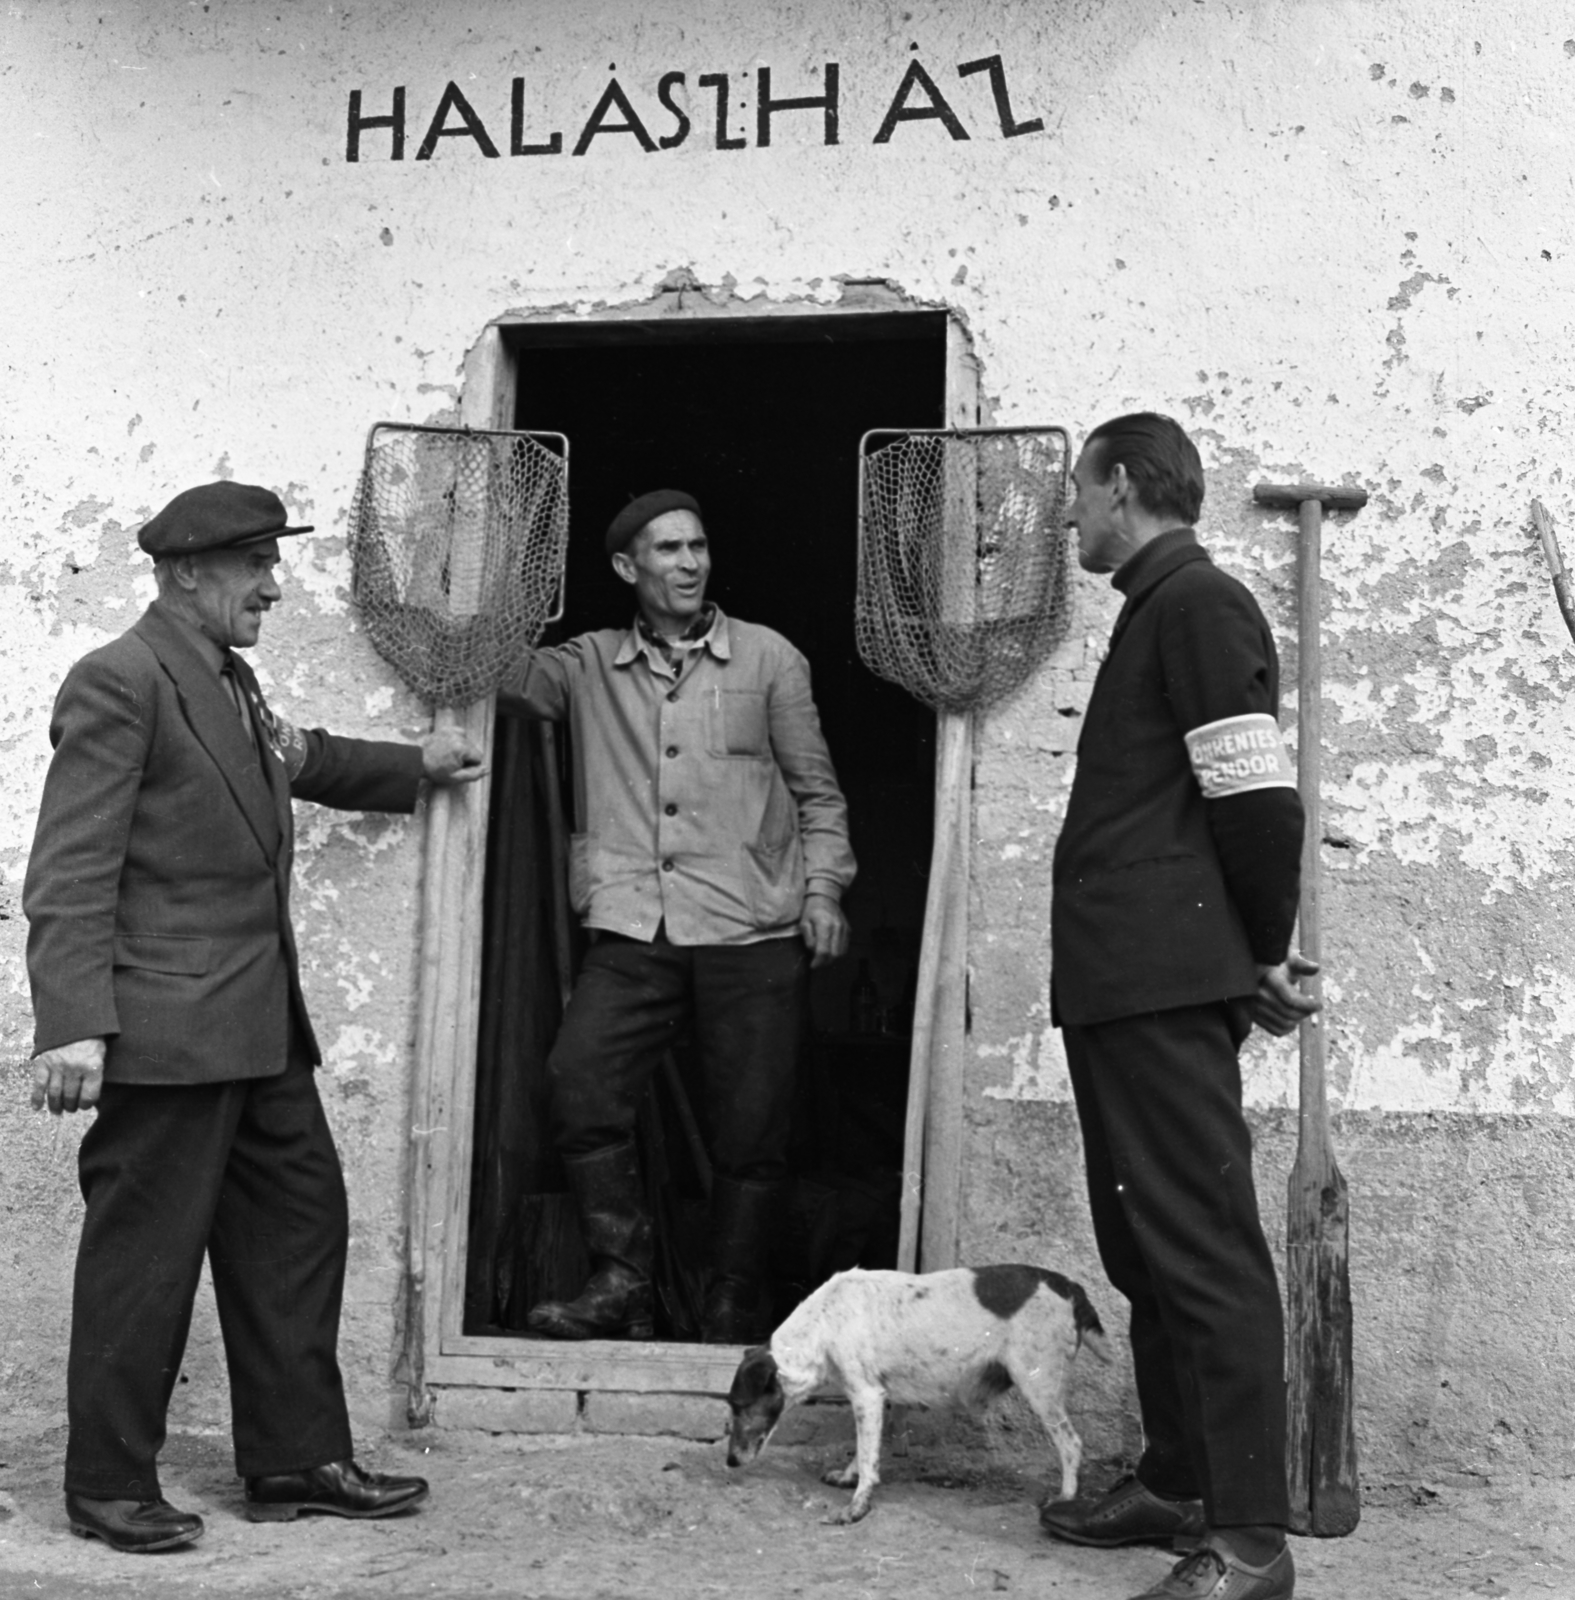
[401,304,977,1422]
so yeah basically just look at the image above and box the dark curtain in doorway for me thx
[463,718,586,1333]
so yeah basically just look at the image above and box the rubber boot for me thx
[701,1176,783,1344]
[526,1142,655,1340]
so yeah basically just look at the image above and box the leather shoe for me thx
[1126,1537,1294,1599]
[244,1458,429,1522]
[1041,1473,1206,1549]
[65,1492,204,1553]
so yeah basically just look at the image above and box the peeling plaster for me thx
[978,988,1069,1104]
[322,1023,400,1079]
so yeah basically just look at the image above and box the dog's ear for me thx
[728,1345,779,1406]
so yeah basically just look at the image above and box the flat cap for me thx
[605,489,701,555]
[138,481,314,557]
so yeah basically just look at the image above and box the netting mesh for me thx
[347,423,568,706]
[856,427,1074,713]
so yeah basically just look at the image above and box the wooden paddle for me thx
[1252,480,1365,1537]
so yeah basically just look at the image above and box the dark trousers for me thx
[1062,1002,1289,1529]
[65,1056,354,1500]
[548,932,807,1180]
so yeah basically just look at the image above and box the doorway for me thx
[463,312,948,1341]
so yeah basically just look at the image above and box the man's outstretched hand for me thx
[421,729,488,786]
[1251,953,1322,1037]
[31,1037,107,1115]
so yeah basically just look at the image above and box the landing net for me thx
[347,422,568,706]
[856,426,1074,713]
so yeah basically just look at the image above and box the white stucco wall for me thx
[3,0,1574,1479]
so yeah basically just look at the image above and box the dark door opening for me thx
[465,313,947,1341]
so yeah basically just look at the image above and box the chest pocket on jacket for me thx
[708,690,769,758]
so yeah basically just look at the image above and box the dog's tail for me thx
[1068,1280,1114,1365]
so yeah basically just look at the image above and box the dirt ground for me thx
[2,1418,1573,1600]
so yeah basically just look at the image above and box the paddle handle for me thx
[1296,497,1331,1162]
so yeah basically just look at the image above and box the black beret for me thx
[138,481,314,557]
[605,489,701,555]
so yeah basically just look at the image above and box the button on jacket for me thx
[499,609,855,946]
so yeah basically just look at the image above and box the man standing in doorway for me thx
[1039,416,1318,1600]
[25,481,485,1553]
[499,489,854,1344]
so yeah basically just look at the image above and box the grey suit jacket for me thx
[24,603,424,1084]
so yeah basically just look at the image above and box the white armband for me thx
[1184,713,1296,800]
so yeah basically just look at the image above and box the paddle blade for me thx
[1285,1158,1359,1536]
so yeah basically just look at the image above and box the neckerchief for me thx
[635,603,718,678]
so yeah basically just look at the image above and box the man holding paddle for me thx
[1039,415,1319,1600]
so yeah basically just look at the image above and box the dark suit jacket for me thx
[24,603,424,1084]
[1052,529,1289,1026]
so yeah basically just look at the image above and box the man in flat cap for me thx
[23,480,485,1553]
[499,489,854,1344]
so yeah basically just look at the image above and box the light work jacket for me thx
[24,603,424,1082]
[498,609,855,946]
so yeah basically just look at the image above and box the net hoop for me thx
[347,421,569,707]
[855,425,1074,714]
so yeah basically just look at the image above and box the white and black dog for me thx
[726,1264,1111,1523]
